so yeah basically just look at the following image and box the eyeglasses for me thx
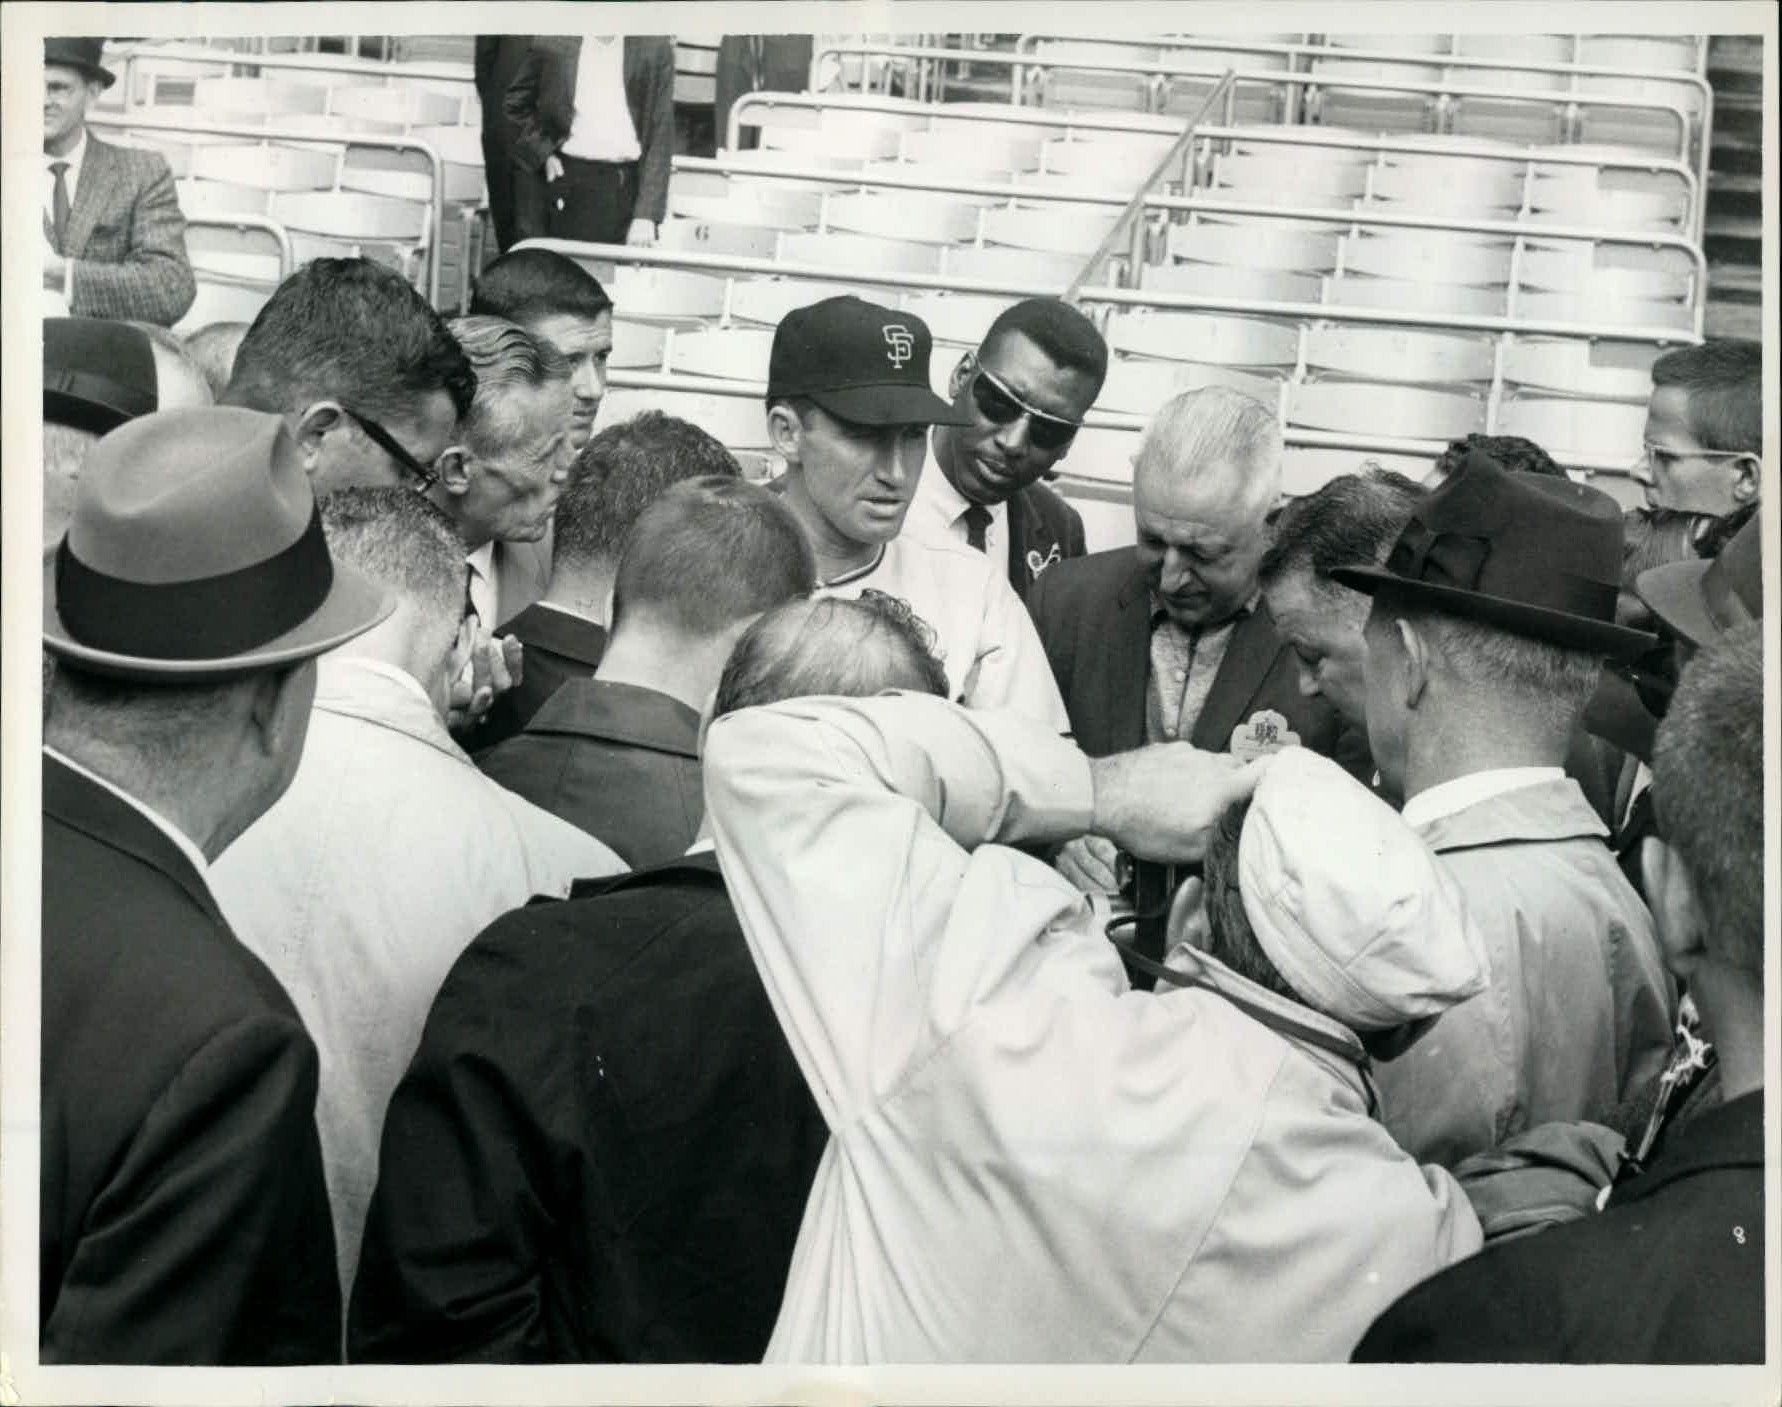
[341,406,441,493]
[969,365,1082,453]
[1640,440,1753,471]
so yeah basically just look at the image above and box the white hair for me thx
[1134,386,1283,517]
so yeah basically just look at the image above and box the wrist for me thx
[1086,754,1126,843]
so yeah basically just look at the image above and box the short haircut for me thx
[469,247,613,326]
[318,487,465,638]
[555,410,743,568]
[446,315,570,458]
[608,476,816,638]
[981,298,1109,391]
[224,258,476,422]
[45,660,296,772]
[1650,339,1762,454]
[1650,620,1764,974]
[1199,796,1299,1005]
[1433,434,1565,481]
[1258,470,1423,597]
[182,321,252,401]
[712,593,950,717]
[1135,386,1283,511]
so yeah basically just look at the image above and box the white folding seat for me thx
[981,204,1121,257]
[824,191,982,245]
[729,277,880,328]
[1324,34,1451,55]
[1576,35,1703,72]
[1453,34,1574,64]
[191,142,339,191]
[1338,231,1512,287]
[897,292,1012,349]
[1096,357,1282,417]
[174,278,274,336]
[1212,151,1368,201]
[1107,310,1299,368]
[1517,246,1695,303]
[607,319,668,369]
[1367,158,1525,214]
[599,389,772,450]
[666,327,776,382]
[672,186,825,231]
[1052,425,1146,487]
[818,104,932,138]
[1039,137,1172,184]
[899,126,1044,175]
[190,76,332,118]
[185,222,287,282]
[1514,289,1694,333]
[339,144,480,206]
[1169,218,1340,274]
[1324,274,1505,317]
[1288,379,1485,440]
[1281,445,1435,497]
[761,124,902,163]
[779,230,943,274]
[269,190,429,274]
[403,124,489,202]
[1305,325,1495,385]
[657,215,781,260]
[1060,484,1141,551]
[1526,181,1687,232]
[675,42,719,105]
[1143,261,1323,305]
[1029,43,1154,112]
[1310,54,1443,85]
[329,83,462,127]
[176,178,272,216]
[608,266,729,321]
[857,161,1006,206]
[721,144,863,175]
[1499,338,1657,400]
[113,131,197,178]
[939,244,1083,289]
[1450,96,1567,146]
[1497,396,1646,466]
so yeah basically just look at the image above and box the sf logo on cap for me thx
[882,324,914,368]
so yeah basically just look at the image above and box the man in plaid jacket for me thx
[44,38,195,328]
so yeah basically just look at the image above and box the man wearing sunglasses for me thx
[764,296,1070,730]
[1638,339,1762,518]
[908,299,1107,599]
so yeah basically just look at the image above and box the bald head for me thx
[712,593,950,718]
[1133,388,1282,629]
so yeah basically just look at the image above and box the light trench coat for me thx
[704,694,1482,1364]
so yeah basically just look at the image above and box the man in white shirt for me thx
[213,487,622,1310]
[1332,449,1676,1166]
[764,295,1070,730]
[907,298,1106,598]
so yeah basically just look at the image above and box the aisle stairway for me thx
[1704,35,1762,339]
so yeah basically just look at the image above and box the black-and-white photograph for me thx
[2,3,1775,1402]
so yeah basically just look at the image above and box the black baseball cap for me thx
[45,318,159,435]
[767,296,970,427]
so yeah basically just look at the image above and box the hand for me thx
[544,154,564,183]
[625,218,657,247]
[445,631,522,731]
[1088,744,1271,866]
[1055,835,1122,895]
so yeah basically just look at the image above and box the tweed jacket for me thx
[53,132,196,326]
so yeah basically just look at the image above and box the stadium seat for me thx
[658,216,783,260]
[1499,338,1657,399]
[607,321,669,369]
[188,76,332,118]
[269,190,429,275]
[666,327,776,381]
[1288,379,1485,440]
[1143,261,1323,304]
[1281,445,1435,496]
[1497,396,1646,464]
[1108,310,1300,368]
[824,191,985,244]
[1304,324,1495,384]
[981,204,1121,257]
[779,230,945,274]
[599,389,772,450]
[1168,218,1340,274]
[898,292,1015,348]
[329,82,463,127]
[1337,231,1512,287]
[729,277,881,328]
[1324,274,1505,317]
[938,244,1083,290]
[175,178,273,216]
[1096,356,1283,417]
[190,142,339,191]
[607,266,730,321]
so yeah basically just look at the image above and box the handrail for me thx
[511,238,1700,347]
[184,211,296,281]
[1067,72,1236,299]
[91,112,447,307]
[106,41,476,99]
[808,44,1696,164]
[726,90,1181,153]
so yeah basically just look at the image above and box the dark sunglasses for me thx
[1611,639,1681,721]
[969,365,1082,453]
[341,406,440,493]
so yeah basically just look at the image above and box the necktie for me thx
[963,504,992,553]
[50,161,71,253]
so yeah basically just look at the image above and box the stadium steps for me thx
[1703,35,1761,340]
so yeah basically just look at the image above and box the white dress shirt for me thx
[906,450,1009,563]
[44,742,212,894]
[560,37,642,162]
[464,541,497,630]
[1400,766,1566,832]
[212,656,624,1306]
[818,532,1069,731]
[44,129,87,225]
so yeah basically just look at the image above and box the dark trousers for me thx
[545,157,638,246]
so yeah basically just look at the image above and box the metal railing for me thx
[105,41,477,102]
[91,112,448,306]
[184,211,296,280]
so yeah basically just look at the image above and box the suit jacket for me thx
[55,132,196,326]
[504,36,677,225]
[1006,480,1087,600]
[473,36,544,252]
[41,755,340,1364]
[478,678,702,868]
[477,602,608,749]
[1354,1089,1763,1363]
[348,854,829,1363]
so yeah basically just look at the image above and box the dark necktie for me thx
[963,504,992,553]
[50,160,72,253]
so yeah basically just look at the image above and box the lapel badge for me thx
[1230,708,1300,762]
[1025,542,1062,580]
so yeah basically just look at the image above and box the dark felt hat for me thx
[1331,449,1658,661]
[45,37,115,89]
[768,296,969,427]
[45,408,392,681]
[1635,510,1763,649]
[45,318,158,434]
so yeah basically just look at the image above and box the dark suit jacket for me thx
[1006,480,1087,600]
[478,678,701,868]
[41,755,340,1364]
[348,855,829,1363]
[476,603,608,750]
[504,36,677,226]
[473,36,545,251]
[56,132,196,326]
[1354,1090,1763,1363]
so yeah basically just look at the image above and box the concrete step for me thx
[1708,171,1763,220]
[1711,136,1762,176]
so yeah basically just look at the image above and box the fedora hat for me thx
[45,318,158,434]
[45,407,392,681]
[1331,449,1657,661]
[1635,509,1763,650]
[45,37,115,89]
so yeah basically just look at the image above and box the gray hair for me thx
[1134,386,1283,515]
[319,488,466,644]
[1396,604,1603,728]
[446,315,570,457]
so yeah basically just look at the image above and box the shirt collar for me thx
[465,541,495,578]
[313,656,465,763]
[44,742,213,885]
[1401,766,1568,832]
[1149,589,1260,633]
[47,129,88,176]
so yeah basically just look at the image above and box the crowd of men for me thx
[37,39,1771,1367]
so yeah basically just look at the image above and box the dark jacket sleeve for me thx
[348,996,560,1363]
[1024,564,1076,704]
[626,37,677,225]
[474,36,501,97]
[69,150,197,327]
[504,42,563,172]
[42,1017,340,1365]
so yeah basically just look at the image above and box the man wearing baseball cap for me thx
[765,295,1069,728]
[1329,450,1676,1168]
[43,38,195,326]
[42,406,390,1362]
